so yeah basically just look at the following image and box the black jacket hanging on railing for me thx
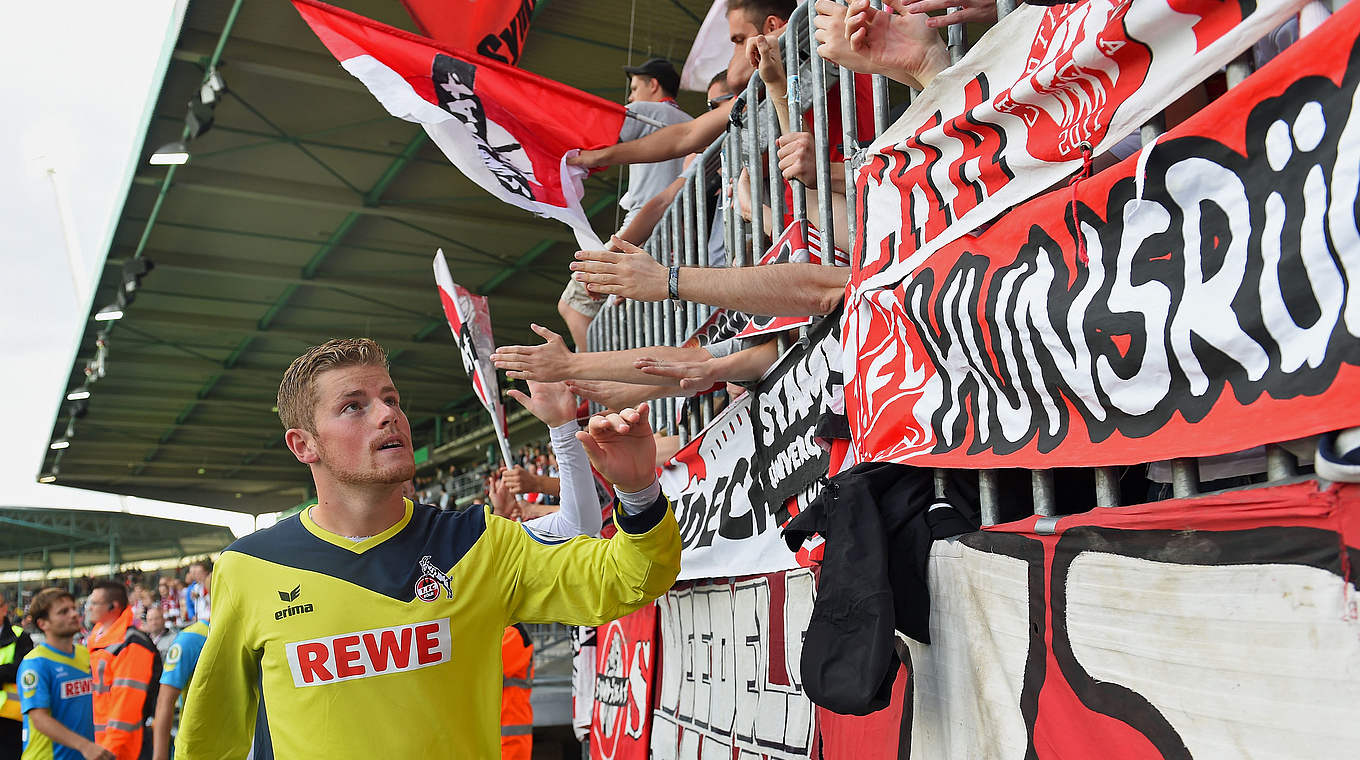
[783,462,977,715]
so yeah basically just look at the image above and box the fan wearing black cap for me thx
[557,57,692,350]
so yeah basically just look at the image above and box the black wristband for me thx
[668,265,680,300]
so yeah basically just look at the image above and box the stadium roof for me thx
[0,506,237,575]
[39,0,709,514]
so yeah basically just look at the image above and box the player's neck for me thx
[310,481,406,539]
[44,632,75,653]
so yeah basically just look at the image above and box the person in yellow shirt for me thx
[176,338,679,759]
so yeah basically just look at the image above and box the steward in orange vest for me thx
[500,625,533,760]
[86,583,160,760]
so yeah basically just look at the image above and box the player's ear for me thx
[285,428,320,465]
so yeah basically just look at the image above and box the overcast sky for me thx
[0,1,257,537]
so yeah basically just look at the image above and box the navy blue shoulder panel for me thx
[225,503,488,602]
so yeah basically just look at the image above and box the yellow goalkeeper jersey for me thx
[175,496,678,759]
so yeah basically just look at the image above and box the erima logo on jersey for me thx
[275,585,315,620]
[285,618,452,687]
[61,678,94,699]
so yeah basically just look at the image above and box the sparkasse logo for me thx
[275,585,314,620]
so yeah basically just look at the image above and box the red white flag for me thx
[293,0,624,250]
[433,250,514,465]
[400,0,535,65]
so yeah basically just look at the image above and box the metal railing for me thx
[584,0,1324,525]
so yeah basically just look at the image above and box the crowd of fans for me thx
[3,560,213,647]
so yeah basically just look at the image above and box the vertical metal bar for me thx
[807,6,837,254]
[1140,113,1166,147]
[948,16,968,64]
[932,469,948,499]
[1266,445,1295,482]
[1094,468,1120,507]
[745,78,766,259]
[68,544,75,593]
[683,173,700,335]
[996,0,1018,17]
[1170,459,1199,499]
[766,97,786,232]
[784,15,808,225]
[726,121,748,266]
[867,2,890,137]
[839,64,860,260]
[978,470,1000,526]
[1031,470,1055,517]
[1225,50,1255,89]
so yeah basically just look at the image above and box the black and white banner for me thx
[651,569,817,760]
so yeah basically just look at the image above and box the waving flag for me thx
[433,250,514,465]
[293,0,625,249]
[400,0,535,64]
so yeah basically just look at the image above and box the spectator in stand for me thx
[143,608,175,663]
[612,71,737,267]
[566,1,952,321]
[1,592,35,758]
[558,58,693,350]
[161,579,184,632]
[18,588,112,760]
[86,581,160,760]
[183,561,210,625]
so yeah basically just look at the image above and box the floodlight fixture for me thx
[49,438,70,450]
[121,258,154,302]
[38,473,57,484]
[66,385,90,401]
[94,302,124,321]
[200,69,227,106]
[149,141,190,166]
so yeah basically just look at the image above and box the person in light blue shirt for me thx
[150,621,207,760]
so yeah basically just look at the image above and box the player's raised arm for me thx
[487,404,680,626]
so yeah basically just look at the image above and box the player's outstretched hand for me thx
[507,379,579,427]
[576,403,657,494]
[570,236,668,302]
[492,324,576,382]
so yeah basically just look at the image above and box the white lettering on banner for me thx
[652,571,816,760]
[285,618,451,687]
[61,678,94,699]
[852,54,1360,462]
[853,0,1312,293]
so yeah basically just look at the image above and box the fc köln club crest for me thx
[414,555,455,602]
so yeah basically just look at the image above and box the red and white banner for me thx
[400,0,535,65]
[293,0,624,250]
[894,482,1360,758]
[651,569,818,760]
[852,0,1313,294]
[661,316,841,579]
[433,251,513,464]
[590,605,657,760]
[846,5,1360,468]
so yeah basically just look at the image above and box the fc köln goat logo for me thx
[414,555,454,602]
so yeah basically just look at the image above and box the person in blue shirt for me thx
[150,621,207,760]
[17,588,112,760]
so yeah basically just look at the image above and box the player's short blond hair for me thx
[277,338,389,433]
